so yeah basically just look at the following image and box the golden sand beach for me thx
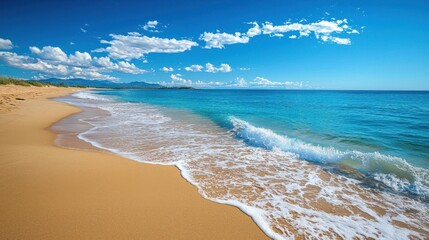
[0,85,268,239]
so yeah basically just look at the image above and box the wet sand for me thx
[0,85,268,239]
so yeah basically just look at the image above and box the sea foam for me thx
[230,116,429,199]
[54,91,429,239]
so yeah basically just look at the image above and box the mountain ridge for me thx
[37,78,165,89]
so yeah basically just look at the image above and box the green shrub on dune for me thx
[0,77,67,87]
[0,77,32,86]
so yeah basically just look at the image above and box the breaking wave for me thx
[230,116,429,199]
[52,91,429,239]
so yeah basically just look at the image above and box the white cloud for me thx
[157,75,308,89]
[0,45,147,80]
[70,42,75,45]
[161,66,174,72]
[127,32,141,36]
[0,38,13,50]
[96,33,198,60]
[272,33,284,37]
[184,64,204,72]
[246,22,261,38]
[0,51,65,74]
[142,20,160,32]
[205,63,232,73]
[80,27,87,33]
[235,77,247,87]
[0,51,116,80]
[252,76,273,85]
[30,46,68,62]
[239,67,251,71]
[194,80,224,87]
[170,73,192,84]
[199,32,249,49]
[68,51,92,66]
[111,59,147,74]
[251,76,304,88]
[184,63,232,73]
[159,76,226,88]
[260,19,355,44]
[66,67,117,80]
[199,19,359,48]
[329,37,351,45]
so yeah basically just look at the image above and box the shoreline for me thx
[54,89,429,239]
[0,85,268,239]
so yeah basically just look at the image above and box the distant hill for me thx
[37,78,164,89]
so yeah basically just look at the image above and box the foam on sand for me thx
[55,90,429,239]
[230,116,429,199]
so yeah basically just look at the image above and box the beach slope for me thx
[0,85,268,239]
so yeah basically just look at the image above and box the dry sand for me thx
[0,85,78,113]
[0,85,268,239]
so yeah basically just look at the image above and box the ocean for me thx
[55,89,429,239]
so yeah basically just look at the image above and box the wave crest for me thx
[73,91,111,101]
[229,116,429,198]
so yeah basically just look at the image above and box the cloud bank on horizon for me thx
[0,17,361,88]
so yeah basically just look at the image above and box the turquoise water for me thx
[59,90,429,239]
[97,89,429,169]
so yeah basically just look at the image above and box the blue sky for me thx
[0,0,428,90]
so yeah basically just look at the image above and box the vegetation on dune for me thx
[0,77,69,87]
[0,76,194,89]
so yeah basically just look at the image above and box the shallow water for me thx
[53,90,429,239]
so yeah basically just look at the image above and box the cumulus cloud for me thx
[251,76,303,88]
[205,63,232,73]
[234,77,247,87]
[194,80,225,87]
[184,63,232,73]
[170,73,192,84]
[95,33,198,60]
[156,75,308,89]
[185,64,204,72]
[0,51,116,80]
[257,19,355,44]
[199,32,249,49]
[200,18,359,48]
[0,38,13,50]
[160,75,307,89]
[0,51,66,74]
[30,46,68,62]
[142,20,160,32]
[246,22,262,38]
[67,51,92,67]
[127,32,141,36]
[161,66,174,72]
[252,76,272,85]
[0,45,147,80]
[329,37,351,45]
[159,75,225,88]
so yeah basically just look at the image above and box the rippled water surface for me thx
[54,90,429,239]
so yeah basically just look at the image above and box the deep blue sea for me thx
[58,89,429,239]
